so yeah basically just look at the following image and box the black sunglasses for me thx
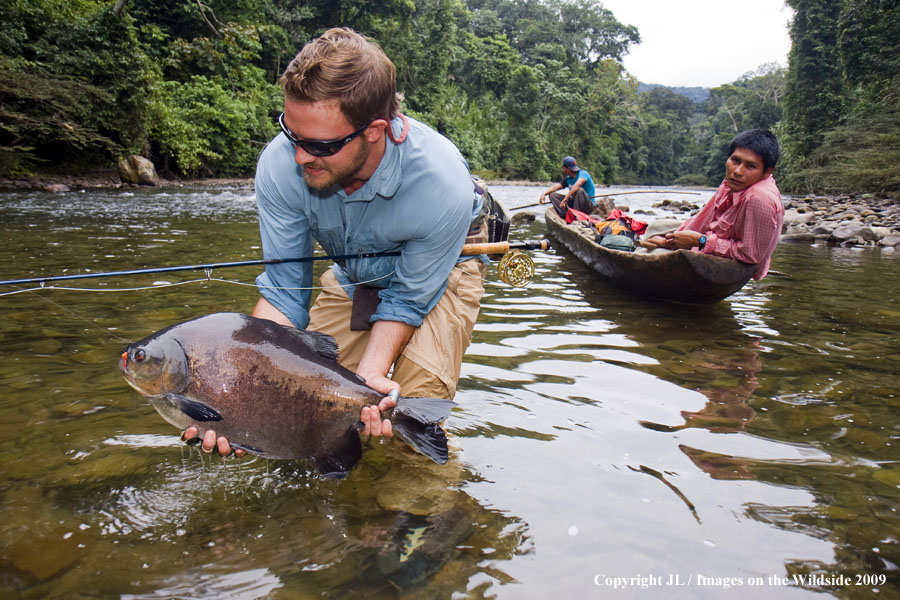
[278,112,372,157]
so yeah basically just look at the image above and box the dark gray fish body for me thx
[119,312,455,474]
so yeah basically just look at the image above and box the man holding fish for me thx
[183,28,488,456]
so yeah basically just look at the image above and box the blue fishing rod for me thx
[0,239,549,287]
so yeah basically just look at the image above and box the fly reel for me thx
[497,250,535,287]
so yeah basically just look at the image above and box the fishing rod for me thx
[592,190,702,199]
[0,239,550,287]
[509,190,703,211]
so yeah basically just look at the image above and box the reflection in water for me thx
[1,185,899,597]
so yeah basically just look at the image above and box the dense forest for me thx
[1,0,898,193]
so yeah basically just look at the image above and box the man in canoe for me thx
[184,27,489,455]
[539,156,597,217]
[644,129,784,280]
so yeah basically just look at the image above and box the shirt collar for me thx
[339,117,405,203]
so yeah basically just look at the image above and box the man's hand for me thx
[665,230,704,250]
[181,426,246,458]
[361,390,397,438]
[358,374,399,438]
[538,194,547,205]
[644,235,669,249]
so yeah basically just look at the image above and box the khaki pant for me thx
[308,259,486,399]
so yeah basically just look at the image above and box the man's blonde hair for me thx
[281,28,403,129]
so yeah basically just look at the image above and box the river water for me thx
[0,184,898,599]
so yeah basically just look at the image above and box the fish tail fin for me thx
[390,397,456,465]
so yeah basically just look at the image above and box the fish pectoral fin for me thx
[167,394,223,422]
[313,427,363,476]
[285,327,339,362]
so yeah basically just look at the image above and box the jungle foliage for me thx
[0,0,897,194]
[781,0,900,193]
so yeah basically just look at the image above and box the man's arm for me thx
[539,182,564,204]
[357,319,415,437]
[252,296,293,326]
[562,176,587,203]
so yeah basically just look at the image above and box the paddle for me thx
[509,189,703,211]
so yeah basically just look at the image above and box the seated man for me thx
[539,156,596,217]
[645,129,784,280]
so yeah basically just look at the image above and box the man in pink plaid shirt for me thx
[646,129,784,279]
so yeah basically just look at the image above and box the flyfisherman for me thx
[184,27,488,456]
[644,129,784,280]
[538,156,596,218]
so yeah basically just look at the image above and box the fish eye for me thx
[134,349,146,363]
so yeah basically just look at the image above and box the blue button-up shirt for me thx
[254,115,482,329]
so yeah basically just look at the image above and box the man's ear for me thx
[764,167,774,178]
[364,120,388,142]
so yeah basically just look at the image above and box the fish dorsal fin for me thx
[284,327,339,362]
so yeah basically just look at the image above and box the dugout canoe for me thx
[544,208,756,303]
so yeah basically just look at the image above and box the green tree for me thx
[783,0,844,159]
[0,0,157,176]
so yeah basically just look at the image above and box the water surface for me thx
[0,184,898,598]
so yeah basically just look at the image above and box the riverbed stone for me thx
[511,211,535,225]
[880,234,900,247]
[781,233,816,243]
[591,197,616,217]
[831,223,876,243]
[783,209,815,228]
[811,222,839,235]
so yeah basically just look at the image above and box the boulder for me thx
[591,197,616,217]
[783,208,814,227]
[781,232,816,243]
[41,183,69,193]
[871,227,892,240]
[811,222,839,235]
[117,155,159,186]
[511,211,535,225]
[880,234,900,247]
[831,223,876,243]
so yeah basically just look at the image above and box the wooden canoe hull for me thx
[545,208,755,303]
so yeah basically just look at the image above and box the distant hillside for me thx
[637,83,709,104]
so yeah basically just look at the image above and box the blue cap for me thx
[562,156,578,170]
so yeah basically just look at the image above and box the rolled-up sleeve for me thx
[254,154,315,329]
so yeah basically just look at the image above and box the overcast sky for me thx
[599,0,794,88]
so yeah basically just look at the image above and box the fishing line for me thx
[4,272,395,344]
[0,271,395,297]
[22,289,132,343]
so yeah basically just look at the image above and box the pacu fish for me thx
[119,312,456,474]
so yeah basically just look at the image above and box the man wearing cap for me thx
[539,156,597,218]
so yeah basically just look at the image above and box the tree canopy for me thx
[1,0,897,193]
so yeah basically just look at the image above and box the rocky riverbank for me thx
[3,174,898,248]
[0,172,253,191]
[780,194,900,248]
